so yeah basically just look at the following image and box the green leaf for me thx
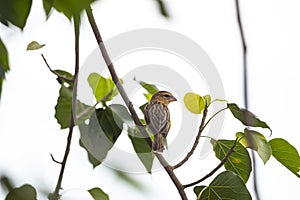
[213,140,251,183]
[5,184,37,200]
[53,69,73,85]
[88,73,117,102]
[50,0,95,20]
[227,103,272,132]
[113,170,144,191]
[128,127,154,173]
[135,78,159,95]
[0,38,10,100]
[75,101,94,126]
[79,137,101,168]
[55,85,72,129]
[237,129,272,164]
[155,0,169,18]
[203,94,211,107]
[139,102,148,116]
[26,41,45,51]
[194,171,251,200]
[42,0,53,18]
[0,0,32,29]
[79,106,123,164]
[88,187,109,200]
[269,138,300,178]
[184,92,205,114]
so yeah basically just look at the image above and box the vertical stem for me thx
[235,1,260,199]
[51,15,80,199]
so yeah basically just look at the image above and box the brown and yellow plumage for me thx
[144,91,177,152]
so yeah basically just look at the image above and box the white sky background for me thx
[1,0,300,199]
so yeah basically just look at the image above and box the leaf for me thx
[0,0,32,30]
[88,187,109,200]
[75,100,94,126]
[53,69,73,85]
[203,94,211,107]
[55,85,72,129]
[184,92,205,114]
[269,138,300,178]
[135,78,159,95]
[88,73,117,102]
[5,184,37,200]
[79,137,101,168]
[139,102,148,116]
[227,103,272,132]
[155,0,169,18]
[213,139,251,183]
[50,0,95,20]
[194,171,251,200]
[236,129,272,164]
[128,127,154,173]
[113,170,144,191]
[79,106,123,164]
[110,104,134,127]
[26,41,45,51]
[42,0,53,18]
[0,38,10,100]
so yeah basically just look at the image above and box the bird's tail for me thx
[153,133,164,152]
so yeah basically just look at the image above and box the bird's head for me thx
[150,91,177,105]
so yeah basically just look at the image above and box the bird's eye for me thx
[163,94,170,98]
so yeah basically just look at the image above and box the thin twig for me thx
[41,54,73,82]
[235,1,260,199]
[201,107,227,131]
[183,140,237,188]
[173,106,208,169]
[50,153,62,164]
[51,15,80,199]
[85,6,187,200]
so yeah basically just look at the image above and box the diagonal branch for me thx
[173,106,208,169]
[85,5,187,200]
[183,139,237,188]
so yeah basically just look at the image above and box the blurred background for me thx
[0,0,300,199]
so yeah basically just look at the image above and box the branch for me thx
[235,1,260,199]
[155,153,187,200]
[173,106,208,169]
[85,6,187,200]
[51,15,80,200]
[84,6,152,147]
[41,54,73,82]
[183,140,237,188]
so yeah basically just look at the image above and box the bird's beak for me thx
[170,96,177,102]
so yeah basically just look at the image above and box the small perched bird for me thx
[144,91,177,152]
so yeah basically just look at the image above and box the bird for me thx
[144,91,177,152]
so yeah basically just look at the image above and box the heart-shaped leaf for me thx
[88,73,118,102]
[5,184,37,200]
[194,171,251,200]
[184,92,205,114]
[212,139,251,183]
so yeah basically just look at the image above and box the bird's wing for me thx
[145,103,170,137]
